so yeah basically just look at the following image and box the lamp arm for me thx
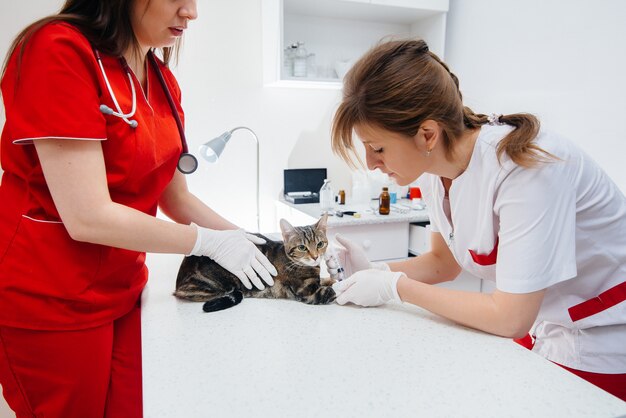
[229,127,260,232]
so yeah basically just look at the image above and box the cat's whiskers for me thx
[284,259,310,273]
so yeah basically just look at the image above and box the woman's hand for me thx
[325,234,390,280]
[332,269,405,306]
[189,226,278,290]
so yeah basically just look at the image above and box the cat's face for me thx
[279,214,328,267]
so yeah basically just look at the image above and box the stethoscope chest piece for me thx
[178,153,198,174]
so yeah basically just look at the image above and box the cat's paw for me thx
[319,286,336,304]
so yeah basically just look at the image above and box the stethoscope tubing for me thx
[94,50,138,124]
[147,52,188,154]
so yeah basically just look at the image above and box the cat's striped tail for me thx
[202,290,244,312]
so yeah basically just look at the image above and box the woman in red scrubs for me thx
[0,1,276,417]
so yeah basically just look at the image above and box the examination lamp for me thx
[200,127,260,232]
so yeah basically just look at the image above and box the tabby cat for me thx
[174,214,336,312]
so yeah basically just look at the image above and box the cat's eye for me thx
[297,245,307,251]
[317,241,326,249]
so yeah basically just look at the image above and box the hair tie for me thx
[487,113,503,126]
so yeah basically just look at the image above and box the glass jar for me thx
[293,42,308,77]
[319,179,334,212]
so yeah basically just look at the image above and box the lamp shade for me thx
[199,131,231,163]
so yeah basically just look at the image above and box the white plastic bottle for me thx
[319,179,334,212]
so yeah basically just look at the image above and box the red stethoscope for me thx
[95,49,198,174]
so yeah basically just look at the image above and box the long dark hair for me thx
[1,0,181,79]
[332,39,553,168]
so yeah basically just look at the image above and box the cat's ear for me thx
[279,218,297,241]
[315,213,328,232]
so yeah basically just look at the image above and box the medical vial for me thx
[379,187,390,215]
[338,189,346,205]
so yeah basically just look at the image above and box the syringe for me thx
[325,246,345,281]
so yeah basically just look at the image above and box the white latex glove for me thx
[332,269,404,307]
[325,234,390,280]
[188,225,278,290]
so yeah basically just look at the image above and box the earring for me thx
[427,149,432,157]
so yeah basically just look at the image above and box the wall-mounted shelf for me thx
[262,0,449,88]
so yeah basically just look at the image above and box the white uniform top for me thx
[418,124,626,373]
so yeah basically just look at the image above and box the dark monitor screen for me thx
[283,168,327,194]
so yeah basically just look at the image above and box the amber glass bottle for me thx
[379,187,390,215]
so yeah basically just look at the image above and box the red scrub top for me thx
[0,22,182,330]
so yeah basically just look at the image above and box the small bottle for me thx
[338,189,346,205]
[379,187,390,215]
[319,179,334,212]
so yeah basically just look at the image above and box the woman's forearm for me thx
[388,252,461,285]
[396,277,544,338]
[388,232,462,285]
[69,200,197,254]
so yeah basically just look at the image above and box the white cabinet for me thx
[262,0,449,88]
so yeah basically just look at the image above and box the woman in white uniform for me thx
[329,39,626,400]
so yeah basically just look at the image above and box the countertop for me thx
[142,253,626,418]
[279,198,429,226]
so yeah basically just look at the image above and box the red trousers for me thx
[514,334,626,401]
[0,302,142,418]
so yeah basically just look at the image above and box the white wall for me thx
[445,0,626,192]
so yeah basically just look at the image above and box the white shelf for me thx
[262,0,449,88]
